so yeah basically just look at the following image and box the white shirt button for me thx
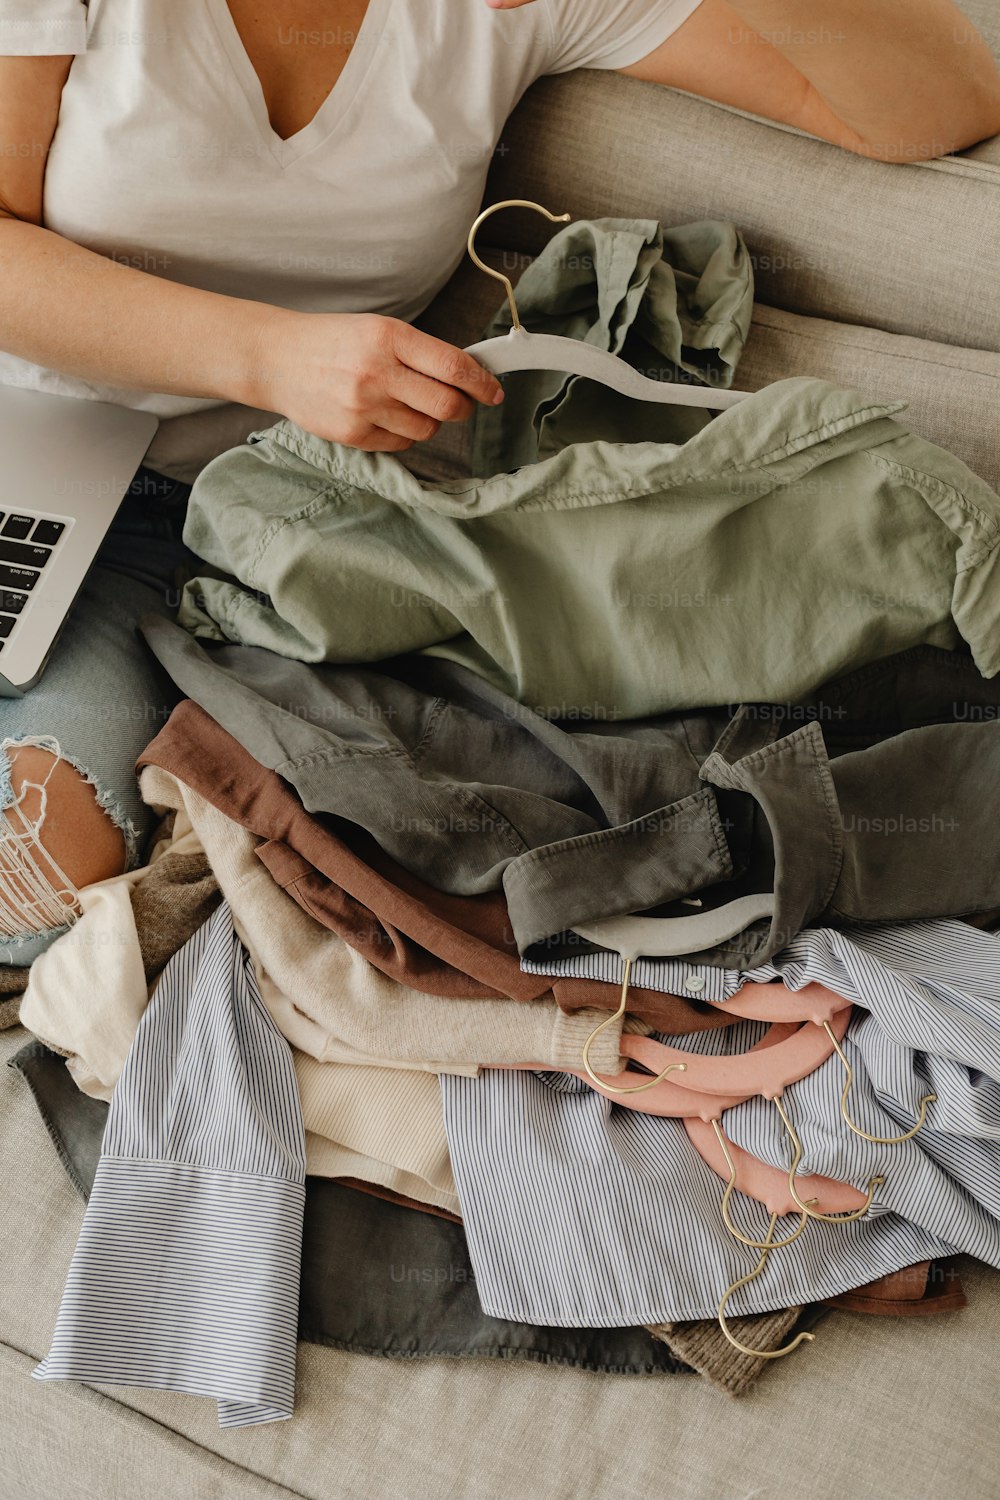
[684,974,706,993]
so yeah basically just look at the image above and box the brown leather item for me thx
[960,907,1000,931]
[138,700,738,1033]
[332,1176,463,1225]
[821,1258,967,1317]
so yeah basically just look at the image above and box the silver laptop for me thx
[0,385,159,696]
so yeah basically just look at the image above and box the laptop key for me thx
[0,591,26,614]
[30,519,66,547]
[1,514,35,540]
[0,564,38,591]
[0,539,52,568]
[0,616,14,639]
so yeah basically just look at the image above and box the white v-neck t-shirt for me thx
[0,0,703,480]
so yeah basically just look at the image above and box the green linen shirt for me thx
[178,218,1000,718]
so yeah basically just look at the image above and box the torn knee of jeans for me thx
[0,734,139,942]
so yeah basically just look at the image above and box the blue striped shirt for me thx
[32,901,307,1428]
[440,921,1000,1326]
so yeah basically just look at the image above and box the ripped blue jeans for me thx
[0,466,196,966]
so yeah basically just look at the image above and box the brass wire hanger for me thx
[822,1018,937,1145]
[580,957,689,1095]
[463,199,753,409]
[771,1093,885,1224]
[711,1120,816,1252]
[576,896,778,1094]
[717,1220,818,1361]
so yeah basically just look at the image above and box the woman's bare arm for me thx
[0,56,503,451]
[620,0,1000,160]
[0,56,291,404]
[489,0,1000,159]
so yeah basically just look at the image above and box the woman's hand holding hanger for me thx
[247,309,505,453]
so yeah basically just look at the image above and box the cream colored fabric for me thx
[19,756,627,1207]
[20,764,626,1080]
[18,763,623,1211]
[19,800,459,1207]
[298,1057,458,1213]
[304,1132,458,1214]
[137,763,628,1074]
[18,807,204,1082]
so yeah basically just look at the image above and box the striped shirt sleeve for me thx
[31,902,308,1428]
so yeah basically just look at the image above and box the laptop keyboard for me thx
[0,512,66,649]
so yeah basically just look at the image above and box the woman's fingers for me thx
[365,395,444,444]
[388,321,505,407]
[387,364,478,428]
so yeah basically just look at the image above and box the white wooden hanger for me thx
[462,199,753,410]
[571,892,776,960]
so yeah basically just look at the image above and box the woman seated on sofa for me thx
[0,0,998,964]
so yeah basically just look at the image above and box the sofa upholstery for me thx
[5,5,1000,1494]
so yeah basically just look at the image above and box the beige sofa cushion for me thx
[476,0,1000,352]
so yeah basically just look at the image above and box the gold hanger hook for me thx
[822,1019,937,1145]
[581,957,688,1095]
[717,1216,817,1360]
[771,1094,884,1223]
[710,1119,815,1251]
[466,199,572,331]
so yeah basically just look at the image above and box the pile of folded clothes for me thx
[9,217,1000,1425]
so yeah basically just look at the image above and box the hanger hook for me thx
[581,957,689,1095]
[711,1119,815,1251]
[822,1020,937,1145]
[717,1215,817,1360]
[771,1094,884,1223]
[466,199,572,331]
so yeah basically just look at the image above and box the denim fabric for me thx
[8,1038,692,1376]
[0,467,198,966]
[139,620,1000,968]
